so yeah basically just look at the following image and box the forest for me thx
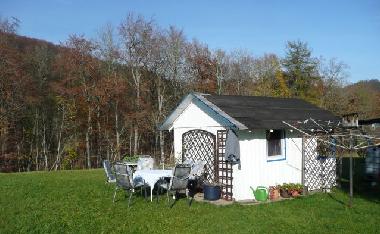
[1,14,379,172]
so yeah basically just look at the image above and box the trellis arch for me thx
[182,129,216,183]
[303,135,337,191]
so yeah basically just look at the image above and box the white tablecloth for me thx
[133,169,172,201]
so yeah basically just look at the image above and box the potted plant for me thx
[269,185,280,200]
[279,184,290,198]
[123,154,139,163]
[287,183,303,197]
[290,187,300,197]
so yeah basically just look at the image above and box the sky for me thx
[2,0,380,83]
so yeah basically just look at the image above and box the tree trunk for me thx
[154,131,158,158]
[34,110,39,171]
[129,127,132,156]
[104,128,110,161]
[157,77,165,164]
[132,68,141,156]
[28,117,36,171]
[0,119,7,159]
[114,102,121,160]
[160,130,165,164]
[216,66,222,95]
[55,107,65,170]
[86,107,92,169]
[42,120,48,170]
[97,105,101,167]
[17,143,21,172]
[133,127,138,156]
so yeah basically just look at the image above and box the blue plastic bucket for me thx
[203,184,221,201]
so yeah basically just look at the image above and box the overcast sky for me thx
[2,0,380,83]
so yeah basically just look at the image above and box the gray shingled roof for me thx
[203,94,340,129]
[159,93,340,130]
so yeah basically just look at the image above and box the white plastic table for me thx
[133,169,172,202]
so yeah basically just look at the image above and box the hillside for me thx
[346,79,380,93]
[1,31,61,53]
[342,79,380,119]
[1,28,380,172]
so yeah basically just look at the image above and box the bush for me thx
[122,154,139,163]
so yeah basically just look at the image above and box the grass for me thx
[1,170,379,234]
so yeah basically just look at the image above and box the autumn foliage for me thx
[0,16,379,172]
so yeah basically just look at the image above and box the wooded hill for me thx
[1,15,379,172]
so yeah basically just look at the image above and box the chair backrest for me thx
[114,163,129,175]
[103,160,115,182]
[171,164,191,190]
[137,157,154,170]
[115,171,133,190]
[183,158,195,166]
[191,160,207,177]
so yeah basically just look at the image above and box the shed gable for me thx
[172,99,233,129]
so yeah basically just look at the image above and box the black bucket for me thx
[203,184,221,201]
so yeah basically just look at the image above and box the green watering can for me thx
[250,186,268,201]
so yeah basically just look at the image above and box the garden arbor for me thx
[283,118,380,207]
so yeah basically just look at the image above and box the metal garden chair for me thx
[103,160,116,183]
[158,164,192,208]
[188,160,207,197]
[113,163,147,206]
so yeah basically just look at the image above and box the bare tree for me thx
[63,35,99,169]
[165,26,187,100]
[0,16,20,34]
[119,14,155,156]
[228,50,255,95]
[185,39,217,94]
[319,57,348,114]
[213,49,230,95]
[158,26,187,163]
[96,23,123,161]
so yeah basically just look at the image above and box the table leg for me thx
[151,187,153,202]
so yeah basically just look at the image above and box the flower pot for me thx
[269,189,280,200]
[280,188,290,198]
[291,190,300,197]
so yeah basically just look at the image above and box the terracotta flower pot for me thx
[269,189,280,200]
[291,190,300,197]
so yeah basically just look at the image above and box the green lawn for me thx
[1,170,379,234]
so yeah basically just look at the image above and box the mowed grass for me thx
[1,170,379,234]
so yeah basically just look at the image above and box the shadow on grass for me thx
[327,193,347,207]
[333,179,380,205]
[338,157,380,204]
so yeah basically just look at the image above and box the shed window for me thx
[266,130,284,157]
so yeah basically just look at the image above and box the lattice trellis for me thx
[216,130,233,201]
[303,136,337,191]
[182,129,216,183]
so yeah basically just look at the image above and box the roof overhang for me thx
[194,93,248,130]
[158,93,248,131]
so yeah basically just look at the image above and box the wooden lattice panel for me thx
[216,130,233,201]
[182,129,216,183]
[303,136,336,191]
[320,157,336,188]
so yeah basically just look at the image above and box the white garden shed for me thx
[159,93,339,201]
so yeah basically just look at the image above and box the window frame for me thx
[266,129,286,162]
